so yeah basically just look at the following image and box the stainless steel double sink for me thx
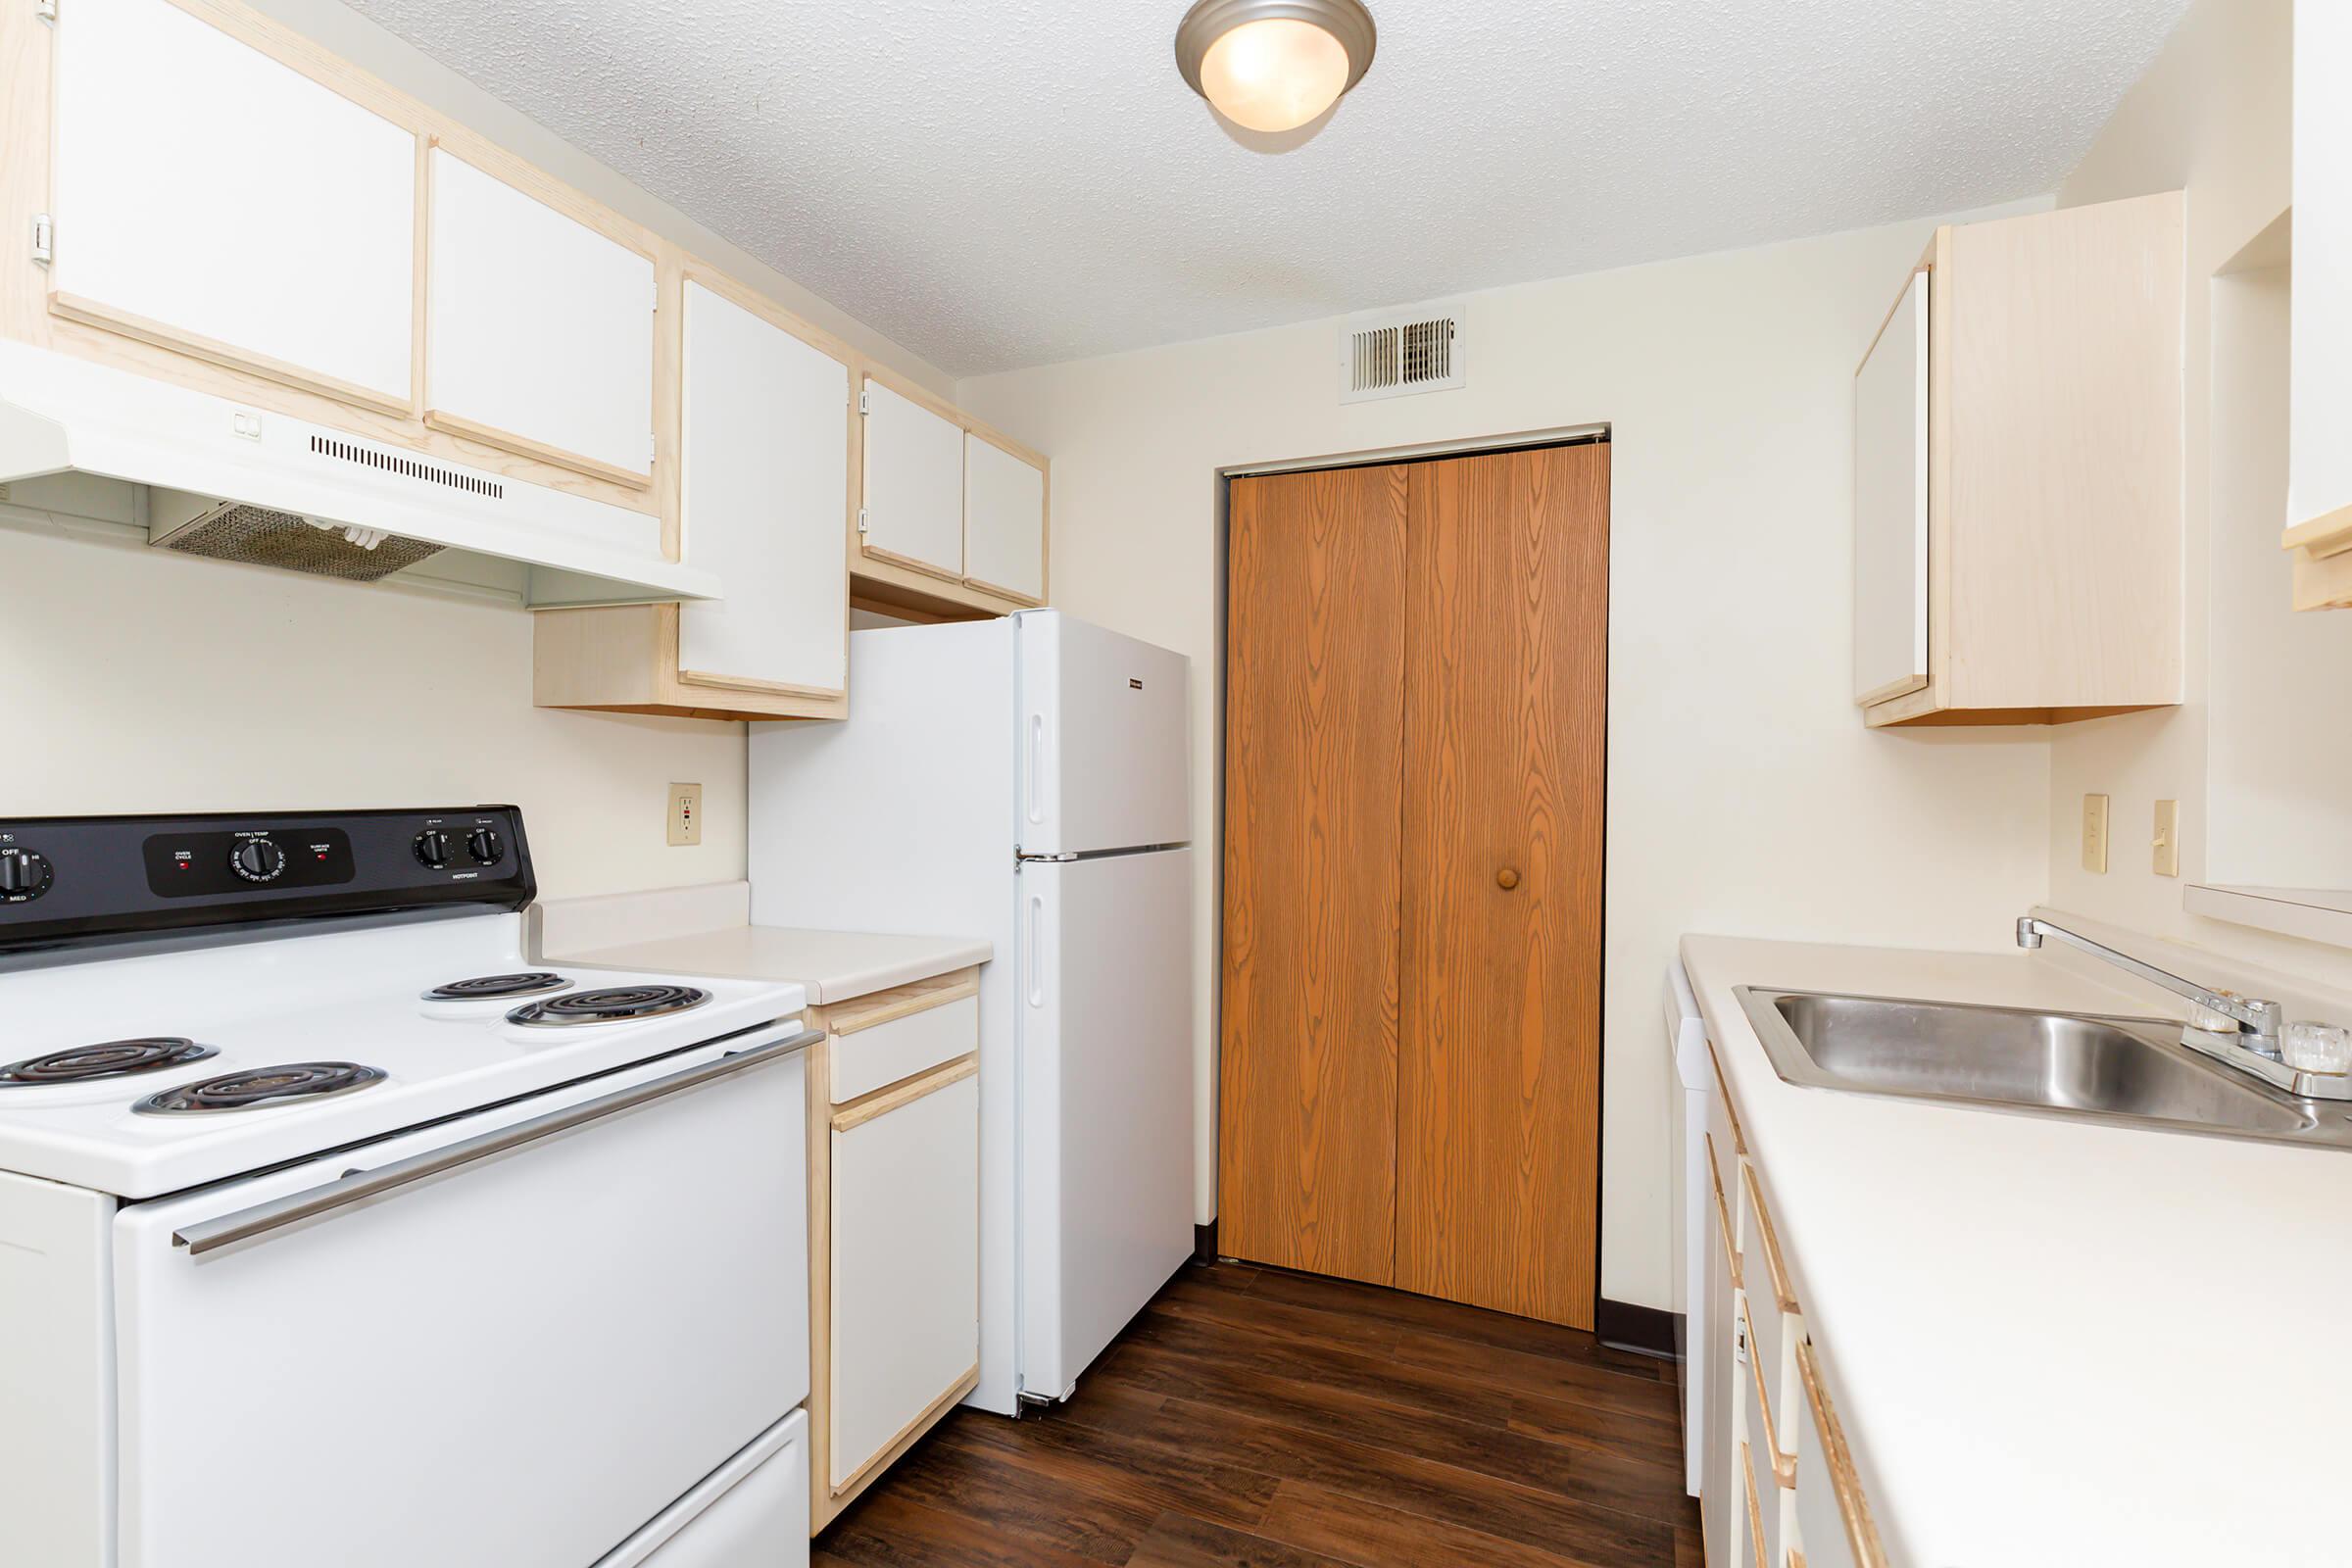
[1735,988,2352,1149]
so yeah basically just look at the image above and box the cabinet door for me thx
[963,434,1047,603]
[426,148,655,485]
[2291,0,2352,534]
[1702,1135,1741,1568]
[676,282,850,695]
[859,378,964,578]
[49,0,416,412]
[1853,270,1931,706]
[829,1067,979,1493]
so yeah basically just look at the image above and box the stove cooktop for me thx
[0,916,805,1200]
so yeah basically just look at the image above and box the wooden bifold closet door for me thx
[1219,442,1608,1328]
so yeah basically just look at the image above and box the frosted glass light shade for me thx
[1175,0,1378,134]
[1200,19,1351,131]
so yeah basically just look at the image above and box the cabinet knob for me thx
[1495,867,1521,891]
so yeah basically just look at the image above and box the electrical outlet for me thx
[2153,800,2180,877]
[2082,794,2110,874]
[667,783,702,847]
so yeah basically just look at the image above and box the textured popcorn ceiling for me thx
[338,0,2193,377]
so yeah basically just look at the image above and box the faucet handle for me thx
[2282,1021,2352,1076]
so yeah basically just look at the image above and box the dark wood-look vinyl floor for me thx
[816,1261,1703,1568]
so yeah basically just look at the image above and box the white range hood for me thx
[0,339,714,607]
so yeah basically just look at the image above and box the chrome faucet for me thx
[2015,915,2285,1055]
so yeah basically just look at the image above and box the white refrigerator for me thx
[747,611,1195,1415]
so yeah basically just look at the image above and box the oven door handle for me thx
[171,1027,821,1257]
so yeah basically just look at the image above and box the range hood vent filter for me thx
[154,502,445,583]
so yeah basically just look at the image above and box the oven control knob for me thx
[0,849,52,901]
[414,829,453,869]
[230,840,286,883]
[466,827,504,866]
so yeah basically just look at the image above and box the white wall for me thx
[957,207,2057,1309]
[2,0,949,902]
[2047,0,2352,989]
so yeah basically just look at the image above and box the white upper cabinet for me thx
[2286,0,2352,607]
[963,433,1048,605]
[858,377,964,578]
[49,0,416,411]
[676,281,851,696]
[1852,270,1930,706]
[425,149,656,486]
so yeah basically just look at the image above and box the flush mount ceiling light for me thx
[1174,0,1378,134]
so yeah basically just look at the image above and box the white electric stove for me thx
[0,808,816,1568]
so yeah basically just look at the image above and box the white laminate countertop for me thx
[531,883,989,1004]
[1681,933,2352,1568]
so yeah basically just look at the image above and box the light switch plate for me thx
[2082,794,2110,874]
[2153,800,2180,877]
[667,782,703,847]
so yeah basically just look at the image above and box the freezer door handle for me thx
[170,1028,822,1256]
[1026,712,1047,826]
[1027,893,1046,1006]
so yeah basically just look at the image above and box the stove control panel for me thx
[0,846,53,904]
[0,808,533,954]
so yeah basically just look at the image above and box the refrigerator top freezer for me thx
[748,610,1197,1415]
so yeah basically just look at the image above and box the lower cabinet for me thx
[804,969,983,1534]
[1696,1042,1888,1568]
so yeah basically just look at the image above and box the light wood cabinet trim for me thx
[48,291,414,417]
[1740,1159,1800,1314]
[1743,1296,1795,1487]
[858,540,967,584]
[804,1034,838,1534]
[828,970,981,1036]
[1706,1041,1748,1155]
[829,1054,977,1132]
[1797,1336,1890,1568]
[829,1366,979,1502]
[2282,500,2352,561]
[1705,1133,1740,1289]
[423,408,654,491]
[1742,1440,1768,1563]
[960,572,1046,608]
[2292,545,2352,612]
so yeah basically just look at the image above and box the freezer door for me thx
[1017,612,1192,857]
[1018,849,1196,1398]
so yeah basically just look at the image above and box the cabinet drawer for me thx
[828,1063,980,1493]
[829,990,980,1104]
[1793,1338,1884,1568]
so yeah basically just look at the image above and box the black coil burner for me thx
[0,1038,220,1087]
[423,972,571,1002]
[506,985,710,1028]
[134,1061,387,1115]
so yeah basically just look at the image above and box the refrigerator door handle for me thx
[1026,712,1048,826]
[1027,893,1046,1006]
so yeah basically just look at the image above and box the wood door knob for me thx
[1495,867,1521,890]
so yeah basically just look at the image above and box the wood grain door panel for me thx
[1219,466,1408,1285]
[1396,443,1608,1328]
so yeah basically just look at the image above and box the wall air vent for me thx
[1339,305,1465,404]
[309,435,504,500]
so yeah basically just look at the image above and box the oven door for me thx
[111,1026,813,1568]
